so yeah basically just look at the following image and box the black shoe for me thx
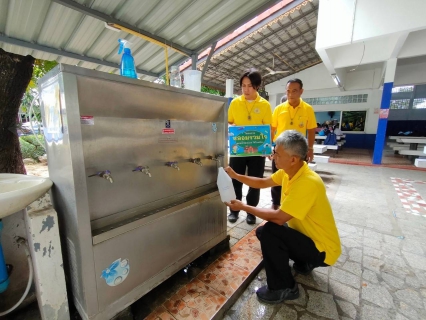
[228,212,238,223]
[293,262,316,276]
[246,214,256,224]
[256,283,299,304]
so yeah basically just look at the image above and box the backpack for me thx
[324,132,337,145]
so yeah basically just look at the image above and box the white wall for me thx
[353,0,426,42]
[327,35,401,69]
[394,59,426,86]
[317,0,426,50]
[398,30,426,59]
[266,63,336,96]
[265,63,382,134]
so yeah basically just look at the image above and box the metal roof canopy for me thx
[0,0,284,81]
[198,0,321,92]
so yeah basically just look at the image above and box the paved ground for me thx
[224,162,426,320]
[8,161,426,320]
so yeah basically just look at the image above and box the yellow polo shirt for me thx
[271,163,341,265]
[228,93,272,126]
[272,98,316,141]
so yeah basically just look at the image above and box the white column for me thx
[225,79,234,98]
[25,208,69,320]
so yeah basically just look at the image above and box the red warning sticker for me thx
[162,128,175,134]
[80,116,94,125]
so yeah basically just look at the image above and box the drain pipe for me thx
[0,235,34,316]
[0,220,10,293]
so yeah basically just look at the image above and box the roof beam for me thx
[0,34,158,77]
[197,4,317,67]
[52,0,193,56]
[211,26,317,72]
[201,41,217,81]
[195,0,291,53]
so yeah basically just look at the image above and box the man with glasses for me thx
[224,130,341,304]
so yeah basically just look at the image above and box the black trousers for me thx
[256,222,327,290]
[229,156,265,214]
[271,159,281,206]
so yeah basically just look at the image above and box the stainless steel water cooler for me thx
[38,65,228,320]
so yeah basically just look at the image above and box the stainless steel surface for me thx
[93,195,225,310]
[38,65,228,320]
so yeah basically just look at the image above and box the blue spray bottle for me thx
[118,39,137,79]
[0,220,10,293]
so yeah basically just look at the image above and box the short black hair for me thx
[240,68,262,89]
[287,78,303,89]
[280,95,287,103]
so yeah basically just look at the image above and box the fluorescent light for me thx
[331,74,342,88]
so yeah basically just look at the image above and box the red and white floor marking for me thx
[391,177,426,217]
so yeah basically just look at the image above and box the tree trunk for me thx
[0,49,35,174]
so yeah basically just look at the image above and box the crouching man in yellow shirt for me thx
[224,130,341,304]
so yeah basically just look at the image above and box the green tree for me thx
[21,59,57,122]
[201,85,225,96]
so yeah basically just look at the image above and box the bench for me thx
[415,158,426,168]
[308,163,318,171]
[398,150,426,156]
[314,155,330,163]
[325,144,343,154]
[313,144,327,154]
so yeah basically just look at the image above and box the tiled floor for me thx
[145,227,263,320]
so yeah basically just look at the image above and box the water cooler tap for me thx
[88,170,114,183]
[208,154,224,166]
[166,161,180,171]
[190,158,203,166]
[133,166,151,177]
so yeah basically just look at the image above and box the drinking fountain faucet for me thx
[190,158,203,166]
[132,166,151,177]
[208,154,224,166]
[165,161,180,171]
[88,170,114,183]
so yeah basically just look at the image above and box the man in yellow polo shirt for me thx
[228,68,272,224]
[270,79,317,209]
[224,130,341,304]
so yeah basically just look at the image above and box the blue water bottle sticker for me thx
[101,258,130,287]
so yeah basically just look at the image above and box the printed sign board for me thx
[229,125,272,157]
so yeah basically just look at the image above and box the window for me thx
[304,94,368,105]
[413,98,426,109]
[390,99,410,109]
[391,86,414,93]
[341,111,367,132]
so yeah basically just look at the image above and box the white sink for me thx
[0,174,53,219]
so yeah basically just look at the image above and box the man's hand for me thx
[224,200,244,211]
[224,166,237,179]
[307,149,314,163]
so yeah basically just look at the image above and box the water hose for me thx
[0,238,34,317]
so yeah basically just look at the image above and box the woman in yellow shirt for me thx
[227,69,272,224]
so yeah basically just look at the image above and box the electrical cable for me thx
[0,239,33,316]
[349,42,365,72]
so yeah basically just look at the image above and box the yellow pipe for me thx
[108,23,189,57]
[164,48,169,85]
